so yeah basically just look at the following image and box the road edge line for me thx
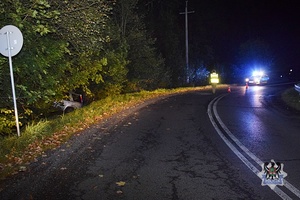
[208,95,293,200]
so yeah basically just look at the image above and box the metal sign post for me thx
[0,25,24,137]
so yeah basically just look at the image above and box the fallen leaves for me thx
[116,181,126,187]
[116,181,126,195]
[116,190,123,194]
[3,131,70,176]
[19,166,27,172]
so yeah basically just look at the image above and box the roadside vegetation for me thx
[282,87,300,111]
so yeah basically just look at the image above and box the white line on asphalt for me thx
[212,95,300,199]
[208,94,300,199]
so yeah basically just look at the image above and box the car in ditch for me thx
[53,93,83,113]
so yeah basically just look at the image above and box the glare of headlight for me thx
[254,78,260,83]
[252,71,264,76]
[245,78,249,82]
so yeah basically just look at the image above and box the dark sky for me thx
[180,0,300,72]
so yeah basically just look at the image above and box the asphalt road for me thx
[0,85,299,200]
[213,84,300,199]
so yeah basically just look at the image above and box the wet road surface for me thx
[216,85,300,199]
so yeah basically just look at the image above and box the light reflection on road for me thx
[240,111,265,141]
[244,86,264,107]
[240,86,267,141]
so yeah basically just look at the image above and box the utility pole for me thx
[180,1,194,84]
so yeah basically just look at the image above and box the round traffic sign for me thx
[0,25,23,57]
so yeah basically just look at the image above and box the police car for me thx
[246,71,269,85]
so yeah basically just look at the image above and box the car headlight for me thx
[254,78,260,83]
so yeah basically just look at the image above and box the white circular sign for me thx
[0,25,23,57]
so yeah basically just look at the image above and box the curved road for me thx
[0,85,299,199]
[212,84,300,199]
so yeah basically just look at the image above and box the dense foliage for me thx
[0,0,174,135]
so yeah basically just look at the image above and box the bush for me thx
[0,109,19,136]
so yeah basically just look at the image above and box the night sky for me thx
[180,0,300,75]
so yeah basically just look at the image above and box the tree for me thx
[141,0,183,87]
[0,0,179,135]
[1,0,115,102]
[108,0,169,90]
[0,0,69,133]
[90,21,129,98]
[0,0,115,134]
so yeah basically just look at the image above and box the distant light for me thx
[290,69,293,72]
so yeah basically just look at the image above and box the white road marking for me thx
[208,94,300,199]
